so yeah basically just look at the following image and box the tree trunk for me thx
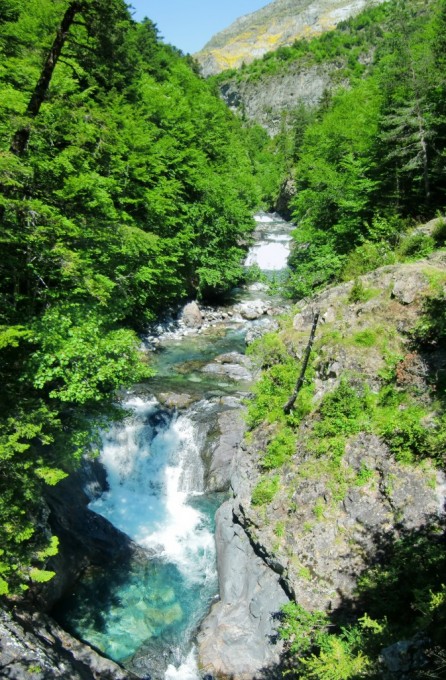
[283,312,319,415]
[10,1,85,156]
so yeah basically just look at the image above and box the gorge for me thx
[1,0,446,678]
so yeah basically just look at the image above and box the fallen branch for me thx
[283,311,319,415]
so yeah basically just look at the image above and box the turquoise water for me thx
[53,213,293,678]
[147,326,248,393]
[54,494,224,668]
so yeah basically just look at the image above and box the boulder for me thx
[391,272,426,305]
[202,352,254,382]
[236,300,267,320]
[181,301,203,328]
[157,392,196,409]
[206,409,247,492]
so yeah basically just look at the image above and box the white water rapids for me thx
[56,213,293,679]
[90,398,214,585]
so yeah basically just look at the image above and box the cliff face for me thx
[220,60,340,135]
[198,243,446,679]
[195,0,384,77]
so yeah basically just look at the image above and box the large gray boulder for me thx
[198,501,288,679]
[206,408,247,492]
[181,301,203,328]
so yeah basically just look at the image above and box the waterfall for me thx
[245,212,293,271]
[90,397,214,585]
[54,212,294,679]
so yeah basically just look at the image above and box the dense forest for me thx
[226,0,446,299]
[0,0,279,596]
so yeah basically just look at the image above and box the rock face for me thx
[195,0,385,77]
[199,395,289,677]
[198,502,288,679]
[0,606,134,680]
[206,408,247,492]
[221,62,338,135]
[198,252,446,679]
[228,253,446,616]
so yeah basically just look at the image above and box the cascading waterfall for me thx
[90,397,212,579]
[54,213,293,679]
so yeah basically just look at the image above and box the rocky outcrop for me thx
[0,606,134,680]
[198,501,288,679]
[198,251,446,678]
[195,0,385,77]
[206,407,247,492]
[220,62,338,135]
[229,252,446,614]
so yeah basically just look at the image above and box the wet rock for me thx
[198,501,288,679]
[206,409,247,492]
[236,300,268,320]
[157,392,196,409]
[245,318,279,345]
[202,363,252,381]
[181,301,203,328]
[0,606,134,680]
[202,353,254,382]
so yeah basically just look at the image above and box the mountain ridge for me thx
[195,0,385,76]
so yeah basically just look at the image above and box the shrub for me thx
[342,240,396,281]
[397,233,435,260]
[251,475,280,506]
[262,427,296,469]
[432,217,446,246]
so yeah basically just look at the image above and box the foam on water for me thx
[89,398,214,584]
[165,647,200,680]
[245,241,290,270]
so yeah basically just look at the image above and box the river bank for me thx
[45,212,295,680]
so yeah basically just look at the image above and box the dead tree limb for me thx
[283,311,319,415]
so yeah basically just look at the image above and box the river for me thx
[53,212,293,679]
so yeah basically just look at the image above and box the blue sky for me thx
[128,1,269,55]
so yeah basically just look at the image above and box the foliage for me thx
[279,603,386,679]
[282,0,446,300]
[412,291,446,345]
[261,426,296,470]
[251,475,280,506]
[396,233,435,260]
[0,0,268,593]
[279,602,328,655]
[432,217,446,246]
